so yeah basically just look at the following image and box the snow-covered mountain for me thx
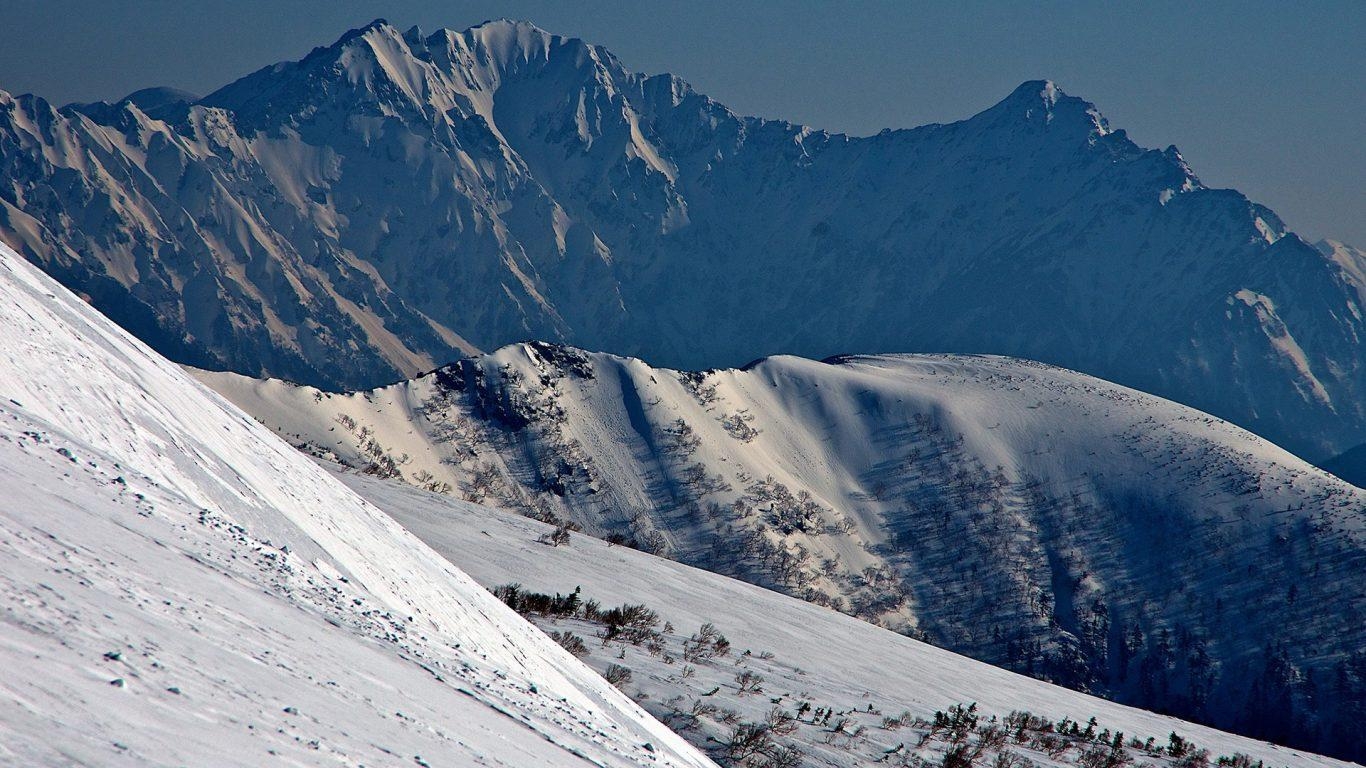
[1,19,1362,459]
[3,234,1349,768]
[0,241,712,766]
[342,466,1358,768]
[197,342,1366,760]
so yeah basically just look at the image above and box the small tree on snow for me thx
[538,520,578,547]
[604,663,633,687]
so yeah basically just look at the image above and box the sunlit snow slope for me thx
[0,242,712,767]
[198,342,1366,759]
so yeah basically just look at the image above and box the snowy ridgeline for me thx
[3,19,1365,459]
[196,341,1366,759]
[0,242,710,766]
[341,468,1355,768]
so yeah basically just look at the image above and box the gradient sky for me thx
[2,1,1362,244]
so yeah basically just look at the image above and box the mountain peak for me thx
[1009,79,1062,106]
[458,18,562,64]
[997,79,1087,115]
[467,17,554,35]
[333,17,397,46]
[119,86,200,109]
[356,17,396,35]
[976,79,1111,137]
[199,17,604,129]
[331,17,555,51]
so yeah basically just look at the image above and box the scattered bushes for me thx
[538,519,579,547]
[597,603,662,645]
[735,670,765,695]
[722,719,805,767]
[549,630,589,657]
[490,578,1258,768]
[684,622,731,662]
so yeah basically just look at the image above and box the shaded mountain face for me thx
[1,19,1363,458]
[198,342,1366,760]
[1320,442,1366,488]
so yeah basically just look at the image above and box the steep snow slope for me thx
[340,467,1354,768]
[0,242,712,766]
[1,19,1362,457]
[197,343,1366,759]
[1316,239,1366,291]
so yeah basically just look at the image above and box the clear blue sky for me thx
[2,1,1362,244]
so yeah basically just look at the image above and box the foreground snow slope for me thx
[340,468,1353,768]
[197,342,1366,758]
[0,242,711,766]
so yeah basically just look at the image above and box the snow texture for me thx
[0,241,712,767]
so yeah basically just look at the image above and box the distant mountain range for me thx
[197,341,1366,759]
[1321,442,1366,488]
[1,19,1363,459]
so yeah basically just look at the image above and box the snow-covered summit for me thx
[984,79,1106,129]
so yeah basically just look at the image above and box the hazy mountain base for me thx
[2,19,1364,458]
[1318,442,1366,489]
[197,342,1366,760]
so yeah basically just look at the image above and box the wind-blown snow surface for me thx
[339,468,1354,768]
[0,242,712,766]
[197,343,1366,758]
[2,19,1363,458]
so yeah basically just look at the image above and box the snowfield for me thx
[0,241,712,766]
[339,467,1357,768]
[196,342,1366,758]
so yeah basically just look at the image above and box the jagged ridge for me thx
[0,19,1362,459]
